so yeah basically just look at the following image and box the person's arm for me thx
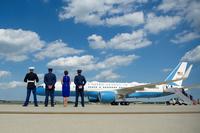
[74,76,78,86]
[35,74,39,83]
[44,74,47,85]
[53,74,57,85]
[24,74,28,82]
[83,76,87,86]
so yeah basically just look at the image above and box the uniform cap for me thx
[29,67,35,70]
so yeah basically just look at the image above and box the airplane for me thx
[36,62,194,105]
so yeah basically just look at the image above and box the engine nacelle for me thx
[98,91,116,103]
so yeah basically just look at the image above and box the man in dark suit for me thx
[74,70,87,107]
[44,68,57,107]
[23,67,39,107]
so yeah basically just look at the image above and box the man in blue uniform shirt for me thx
[74,69,87,107]
[44,68,57,107]
[23,67,39,107]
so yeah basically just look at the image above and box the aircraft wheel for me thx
[120,102,125,105]
[111,102,119,106]
[125,102,130,105]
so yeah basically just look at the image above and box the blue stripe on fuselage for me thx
[127,92,173,98]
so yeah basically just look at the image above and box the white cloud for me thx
[59,0,147,26]
[185,1,200,30]
[47,55,96,71]
[94,70,120,81]
[88,34,106,49]
[181,45,200,62]
[157,0,189,13]
[106,12,144,26]
[0,81,25,89]
[171,31,200,44]
[47,54,138,71]
[158,0,200,31]
[96,55,139,69]
[0,71,11,78]
[144,13,181,34]
[35,40,83,60]
[0,29,44,62]
[88,30,151,50]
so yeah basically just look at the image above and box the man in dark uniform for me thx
[23,67,39,107]
[74,69,87,107]
[44,68,57,107]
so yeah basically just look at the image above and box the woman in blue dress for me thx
[61,70,70,107]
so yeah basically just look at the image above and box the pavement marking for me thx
[0,111,200,115]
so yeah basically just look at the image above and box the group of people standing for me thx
[23,67,86,107]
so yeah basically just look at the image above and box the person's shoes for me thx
[74,105,78,107]
[22,104,28,107]
[44,105,48,107]
[82,105,85,107]
[35,105,39,107]
[51,105,54,107]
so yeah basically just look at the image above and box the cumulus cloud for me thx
[144,13,181,34]
[105,12,144,26]
[181,45,200,62]
[171,31,200,44]
[0,81,25,89]
[94,70,120,81]
[88,35,106,49]
[47,54,138,71]
[88,30,151,50]
[158,0,200,31]
[0,29,44,62]
[59,0,147,26]
[186,1,200,30]
[0,29,84,62]
[96,55,139,69]
[35,40,83,60]
[157,0,189,13]
[47,55,96,71]
[0,71,11,78]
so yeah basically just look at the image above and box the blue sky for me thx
[0,0,200,100]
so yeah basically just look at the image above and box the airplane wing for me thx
[117,65,192,97]
[116,76,189,97]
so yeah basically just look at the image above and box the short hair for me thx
[64,70,68,75]
[48,68,53,72]
[77,69,82,74]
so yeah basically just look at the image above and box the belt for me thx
[27,80,35,83]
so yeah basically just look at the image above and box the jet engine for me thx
[98,91,116,103]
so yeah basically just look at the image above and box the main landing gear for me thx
[111,101,130,106]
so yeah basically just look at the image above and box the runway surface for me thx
[0,104,200,133]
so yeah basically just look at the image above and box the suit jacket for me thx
[74,74,86,90]
[24,72,39,89]
[44,72,57,89]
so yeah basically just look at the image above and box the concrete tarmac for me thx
[0,104,200,133]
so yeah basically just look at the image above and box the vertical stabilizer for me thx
[165,62,187,86]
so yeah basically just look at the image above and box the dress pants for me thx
[44,89,55,106]
[75,89,84,107]
[23,88,38,106]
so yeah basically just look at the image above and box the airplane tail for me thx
[165,62,189,86]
